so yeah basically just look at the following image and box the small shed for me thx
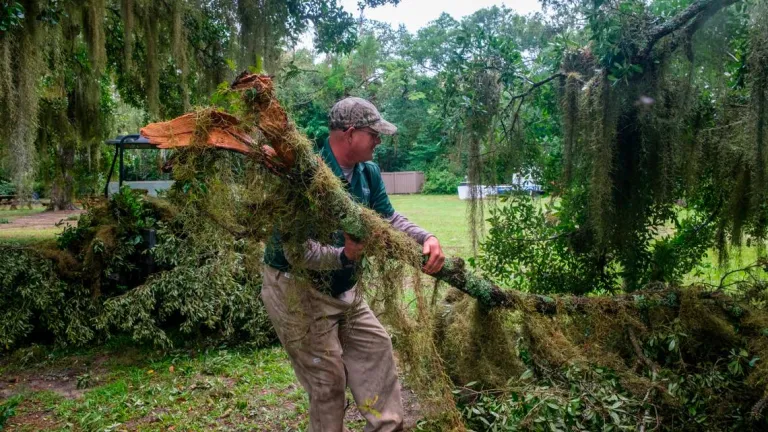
[381,171,425,194]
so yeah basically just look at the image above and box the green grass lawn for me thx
[389,194,476,258]
[1,344,315,431]
[0,227,63,245]
[389,194,555,259]
[0,205,71,244]
[390,194,764,286]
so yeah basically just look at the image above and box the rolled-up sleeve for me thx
[284,240,344,270]
[387,211,434,245]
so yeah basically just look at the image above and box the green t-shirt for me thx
[263,140,395,295]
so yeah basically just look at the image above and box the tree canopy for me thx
[0,0,399,208]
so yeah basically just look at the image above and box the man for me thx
[261,97,445,431]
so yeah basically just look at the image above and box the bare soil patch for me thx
[0,355,109,400]
[1,399,63,432]
[0,209,82,230]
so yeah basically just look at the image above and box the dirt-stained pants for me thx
[260,265,404,432]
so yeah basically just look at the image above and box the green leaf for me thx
[609,410,621,424]
[408,91,427,101]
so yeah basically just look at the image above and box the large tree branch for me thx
[638,0,741,60]
[139,73,766,314]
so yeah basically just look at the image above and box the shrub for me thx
[422,165,462,195]
[477,195,617,294]
[0,180,15,196]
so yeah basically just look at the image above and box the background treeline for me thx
[0,1,557,206]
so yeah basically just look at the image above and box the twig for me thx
[751,391,768,419]
[627,326,658,375]
[506,73,564,105]
[717,261,766,290]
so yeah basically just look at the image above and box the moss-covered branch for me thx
[140,74,765,314]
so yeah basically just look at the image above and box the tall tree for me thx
[0,0,399,209]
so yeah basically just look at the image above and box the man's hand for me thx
[422,236,445,274]
[343,233,365,261]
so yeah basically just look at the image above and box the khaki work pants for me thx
[260,265,404,432]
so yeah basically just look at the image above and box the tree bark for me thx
[48,136,78,211]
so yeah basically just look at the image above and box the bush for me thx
[0,246,96,348]
[479,194,723,294]
[478,195,617,294]
[0,180,15,196]
[422,165,462,195]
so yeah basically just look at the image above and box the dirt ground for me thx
[0,210,83,230]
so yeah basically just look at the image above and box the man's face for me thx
[346,126,381,163]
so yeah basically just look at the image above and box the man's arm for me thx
[386,212,433,245]
[386,212,444,274]
[284,235,364,271]
[284,240,344,271]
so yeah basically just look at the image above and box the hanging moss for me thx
[172,0,190,111]
[584,73,616,246]
[237,0,264,69]
[0,36,11,123]
[466,69,501,256]
[84,0,107,74]
[561,72,581,185]
[145,6,160,119]
[4,0,44,200]
[121,0,134,66]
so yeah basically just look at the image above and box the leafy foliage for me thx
[478,195,617,294]
[422,164,462,195]
[0,187,275,350]
[0,179,14,195]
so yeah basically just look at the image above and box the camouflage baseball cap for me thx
[329,97,397,135]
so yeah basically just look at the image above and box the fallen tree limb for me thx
[140,73,766,313]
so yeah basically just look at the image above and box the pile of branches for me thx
[0,175,274,350]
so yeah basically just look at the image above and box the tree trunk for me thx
[48,136,78,211]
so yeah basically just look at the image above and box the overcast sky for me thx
[339,0,542,32]
[298,0,542,50]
